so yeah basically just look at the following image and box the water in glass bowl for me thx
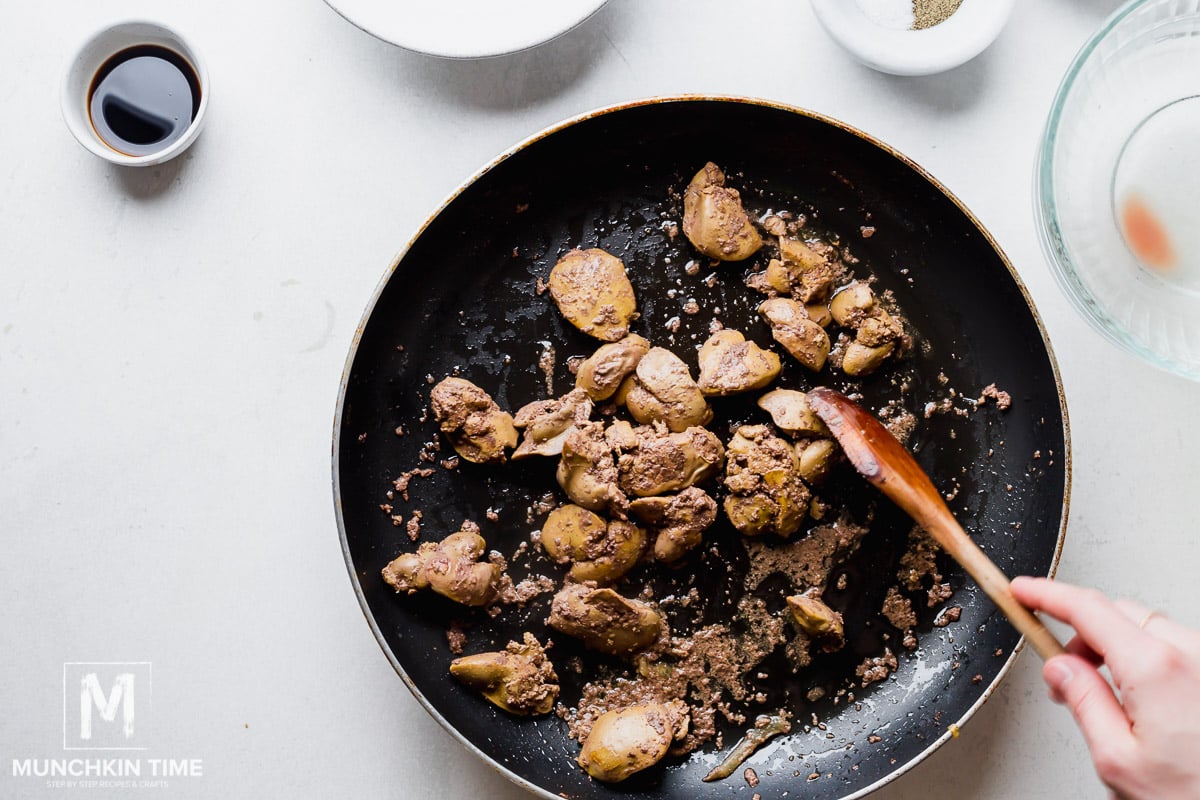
[1113,95,1200,294]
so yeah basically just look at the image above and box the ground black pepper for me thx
[913,0,963,29]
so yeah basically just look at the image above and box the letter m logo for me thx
[80,672,135,740]
[63,663,151,750]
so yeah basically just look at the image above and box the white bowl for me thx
[322,0,610,59]
[61,20,210,167]
[810,0,1015,76]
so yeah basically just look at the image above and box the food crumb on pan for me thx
[538,341,556,396]
[927,582,953,607]
[856,649,898,687]
[447,620,467,654]
[499,575,556,606]
[934,606,962,627]
[977,383,1012,410]
[882,587,917,630]
[392,468,435,502]
[406,511,423,542]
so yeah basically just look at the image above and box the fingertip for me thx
[1010,575,1044,599]
[1011,578,1048,611]
[1043,655,1133,755]
[1043,655,1075,694]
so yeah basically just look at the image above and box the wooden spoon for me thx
[807,387,1065,661]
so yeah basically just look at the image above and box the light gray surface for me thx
[2,1,1198,798]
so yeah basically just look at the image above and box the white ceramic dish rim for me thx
[810,0,1015,75]
[322,0,610,59]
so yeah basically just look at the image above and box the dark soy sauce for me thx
[88,45,201,157]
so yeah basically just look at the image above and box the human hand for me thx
[1010,576,1200,800]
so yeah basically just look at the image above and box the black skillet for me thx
[333,97,1070,800]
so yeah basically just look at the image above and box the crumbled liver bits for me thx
[880,407,916,445]
[498,575,556,606]
[537,342,556,396]
[856,649,898,687]
[928,582,953,607]
[882,587,917,630]
[934,606,962,627]
[406,511,423,542]
[744,518,869,592]
[897,526,954,606]
[977,383,1012,411]
[392,468,435,502]
[446,620,468,654]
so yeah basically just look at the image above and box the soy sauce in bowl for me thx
[88,45,201,157]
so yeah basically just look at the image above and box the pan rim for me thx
[330,94,1072,800]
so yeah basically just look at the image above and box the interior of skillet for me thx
[336,99,1067,800]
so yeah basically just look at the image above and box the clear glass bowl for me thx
[1036,0,1200,380]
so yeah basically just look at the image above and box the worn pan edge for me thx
[330,94,1073,800]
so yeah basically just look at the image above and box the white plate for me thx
[324,0,610,58]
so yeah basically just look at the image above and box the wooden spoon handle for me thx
[923,506,1065,661]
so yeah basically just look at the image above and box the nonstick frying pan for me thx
[333,97,1069,800]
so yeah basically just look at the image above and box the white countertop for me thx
[3,1,1198,798]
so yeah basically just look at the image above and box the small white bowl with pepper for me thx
[810,0,1014,76]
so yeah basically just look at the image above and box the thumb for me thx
[1043,655,1135,759]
